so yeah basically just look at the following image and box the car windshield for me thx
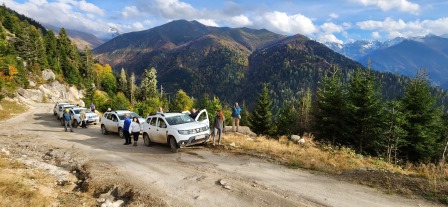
[165,114,195,125]
[117,112,140,120]
[73,109,81,114]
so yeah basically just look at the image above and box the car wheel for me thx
[94,123,97,125]
[73,120,79,128]
[101,125,108,135]
[169,137,178,153]
[143,133,152,147]
[118,128,124,139]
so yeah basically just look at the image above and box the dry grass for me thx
[218,133,448,203]
[222,133,401,174]
[0,155,54,207]
[0,99,28,121]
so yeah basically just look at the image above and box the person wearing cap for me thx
[62,108,73,132]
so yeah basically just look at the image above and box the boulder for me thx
[17,88,43,102]
[42,69,55,81]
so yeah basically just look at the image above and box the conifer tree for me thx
[315,68,349,145]
[45,30,60,73]
[298,88,313,134]
[249,83,273,136]
[400,70,443,162]
[383,100,408,163]
[128,72,137,105]
[140,68,158,100]
[275,100,299,136]
[346,68,385,154]
[119,68,128,93]
[170,89,193,112]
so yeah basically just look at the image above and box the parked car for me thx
[56,104,76,120]
[142,111,210,153]
[67,107,99,127]
[101,110,145,138]
[53,102,69,116]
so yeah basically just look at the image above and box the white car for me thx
[56,104,76,120]
[101,110,145,138]
[53,102,70,116]
[68,107,99,127]
[142,110,210,153]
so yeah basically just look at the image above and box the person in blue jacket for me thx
[231,102,242,132]
[62,109,73,132]
[123,113,132,145]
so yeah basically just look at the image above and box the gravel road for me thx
[0,103,441,207]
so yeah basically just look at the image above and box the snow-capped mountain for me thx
[324,38,404,61]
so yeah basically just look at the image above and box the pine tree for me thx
[346,68,385,154]
[298,88,313,134]
[383,100,408,163]
[119,68,128,93]
[170,89,193,112]
[315,68,349,145]
[400,70,443,162]
[57,28,80,85]
[80,46,95,85]
[140,68,158,100]
[128,72,137,105]
[45,30,60,73]
[275,100,299,136]
[249,83,273,136]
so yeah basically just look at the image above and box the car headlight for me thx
[178,130,190,135]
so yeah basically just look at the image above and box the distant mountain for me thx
[45,24,104,50]
[358,35,448,88]
[94,20,409,106]
[325,38,404,60]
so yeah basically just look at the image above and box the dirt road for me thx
[0,103,441,207]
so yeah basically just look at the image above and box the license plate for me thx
[195,135,205,140]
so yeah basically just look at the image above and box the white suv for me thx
[56,104,76,120]
[68,107,99,127]
[53,102,69,116]
[142,111,210,153]
[101,110,145,138]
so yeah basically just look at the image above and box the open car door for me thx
[195,109,209,127]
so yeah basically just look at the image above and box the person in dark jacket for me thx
[63,109,73,132]
[123,113,132,145]
[189,108,199,119]
[212,110,225,146]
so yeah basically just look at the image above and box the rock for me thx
[223,185,232,190]
[297,138,306,144]
[291,135,301,142]
[219,179,227,186]
[29,80,36,87]
[111,200,125,207]
[229,142,236,147]
[42,69,55,81]
[246,138,254,141]
[0,148,10,156]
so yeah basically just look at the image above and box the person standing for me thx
[157,107,163,114]
[123,113,132,145]
[80,109,87,128]
[130,117,141,146]
[231,102,242,132]
[63,109,73,132]
[90,103,96,113]
[212,110,225,146]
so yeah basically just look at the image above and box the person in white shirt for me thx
[130,117,142,146]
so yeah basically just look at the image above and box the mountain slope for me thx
[358,35,448,87]
[93,20,411,106]
[44,24,104,50]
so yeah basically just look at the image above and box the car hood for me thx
[171,122,208,131]
[85,112,98,116]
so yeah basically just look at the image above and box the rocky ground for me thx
[0,103,444,207]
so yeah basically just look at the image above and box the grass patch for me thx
[0,99,28,121]
[218,133,448,203]
[0,156,53,207]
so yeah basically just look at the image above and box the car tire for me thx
[143,133,152,147]
[101,125,108,135]
[170,137,178,153]
[94,123,97,125]
[73,120,79,128]
[118,128,124,139]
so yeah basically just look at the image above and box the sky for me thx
[1,0,448,44]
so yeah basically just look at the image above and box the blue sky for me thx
[2,0,448,43]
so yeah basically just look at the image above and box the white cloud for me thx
[228,15,253,27]
[329,13,339,19]
[121,6,139,18]
[153,0,198,19]
[357,17,448,39]
[75,0,104,16]
[320,22,344,34]
[197,19,219,27]
[132,22,145,30]
[349,0,420,14]
[372,31,381,39]
[255,11,316,35]
[317,34,343,44]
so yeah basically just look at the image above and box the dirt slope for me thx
[0,103,442,207]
